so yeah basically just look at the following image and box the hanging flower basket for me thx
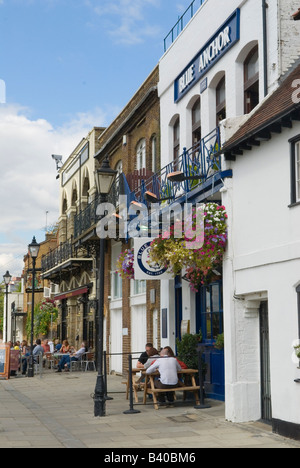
[148,203,228,292]
[116,248,135,280]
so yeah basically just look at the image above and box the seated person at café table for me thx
[136,343,153,369]
[146,348,182,406]
[60,340,70,354]
[143,348,160,369]
[22,339,44,375]
[56,342,87,372]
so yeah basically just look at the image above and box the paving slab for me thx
[0,372,300,449]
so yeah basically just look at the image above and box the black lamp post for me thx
[94,156,117,417]
[3,271,12,343]
[27,236,40,378]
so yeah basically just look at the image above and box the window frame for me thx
[289,134,300,206]
[111,271,122,300]
[216,76,226,124]
[244,46,259,114]
[192,98,201,146]
[136,138,146,171]
[173,117,180,169]
[297,284,300,339]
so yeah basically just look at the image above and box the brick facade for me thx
[96,65,161,374]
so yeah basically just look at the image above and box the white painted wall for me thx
[157,0,300,421]
[223,122,300,424]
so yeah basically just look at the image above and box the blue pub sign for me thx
[174,9,240,102]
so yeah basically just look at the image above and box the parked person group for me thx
[136,342,189,407]
[56,342,88,372]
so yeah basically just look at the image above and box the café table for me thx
[53,353,72,372]
[142,368,200,410]
[125,368,144,403]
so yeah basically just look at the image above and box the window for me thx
[111,271,122,300]
[297,285,300,339]
[151,135,157,173]
[200,282,223,342]
[244,46,259,114]
[192,98,201,146]
[216,77,226,124]
[296,141,300,202]
[136,139,146,171]
[289,135,300,205]
[173,118,180,167]
[132,280,147,296]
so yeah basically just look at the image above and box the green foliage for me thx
[26,300,58,339]
[176,331,202,370]
[215,333,224,350]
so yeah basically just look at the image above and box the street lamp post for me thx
[27,236,40,378]
[3,271,12,343]
[94,156,117,417]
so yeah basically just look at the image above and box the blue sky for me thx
[0,0,184,126]
[0,0,191,276]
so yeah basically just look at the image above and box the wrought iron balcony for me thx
[131,126,221,205]
[41,237,93,279]
[73,126,222,241]
[74,173,129,240]
[41,238,74,273]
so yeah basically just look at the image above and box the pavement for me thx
[0,371,300,449]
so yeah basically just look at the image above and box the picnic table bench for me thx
[142,368,200,410]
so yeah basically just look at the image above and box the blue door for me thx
[196,281,225,401]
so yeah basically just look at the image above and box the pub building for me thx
[150,0,300,415]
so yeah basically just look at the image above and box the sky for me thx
[0,0,191,277]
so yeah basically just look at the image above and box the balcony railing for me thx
[131,126,221,205]
[74,173,129,240]
[164,0,207,52]
[72,126,221,241]
[41,238,74,272]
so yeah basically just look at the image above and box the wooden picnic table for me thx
[142,368,200,410]
[125,368,144,403]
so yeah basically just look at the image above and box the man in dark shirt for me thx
[136,343,153,368]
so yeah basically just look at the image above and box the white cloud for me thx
[0,103,110,276]
[86,0,161,45]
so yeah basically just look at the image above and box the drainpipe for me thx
[262,0,268,97]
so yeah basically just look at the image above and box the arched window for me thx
[71,188,77,207]
[62,197,67,215]
[136,139,146,171]
[192,98,201,145]
[115,160,123,176]
[82,174,90,198]
[216,76,226,123]
[151,135,157,173]
[173,117,180,163]
[244,46,259,114]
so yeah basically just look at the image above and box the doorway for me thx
[260,301,272,422]
[196,281,225,400]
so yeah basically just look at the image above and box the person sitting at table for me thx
[143,348,160,369]
[56,342,87,372]
[42,339,51,353]
[60,340,70,354]
[22,339,44,375]
[146,348,182,406]
[163,346,188,369]
[54,339,62,352]
[136,343,153,369]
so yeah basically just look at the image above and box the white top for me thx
[146,356,181,385]
[75,347,86,359]
[144,354,160,369]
